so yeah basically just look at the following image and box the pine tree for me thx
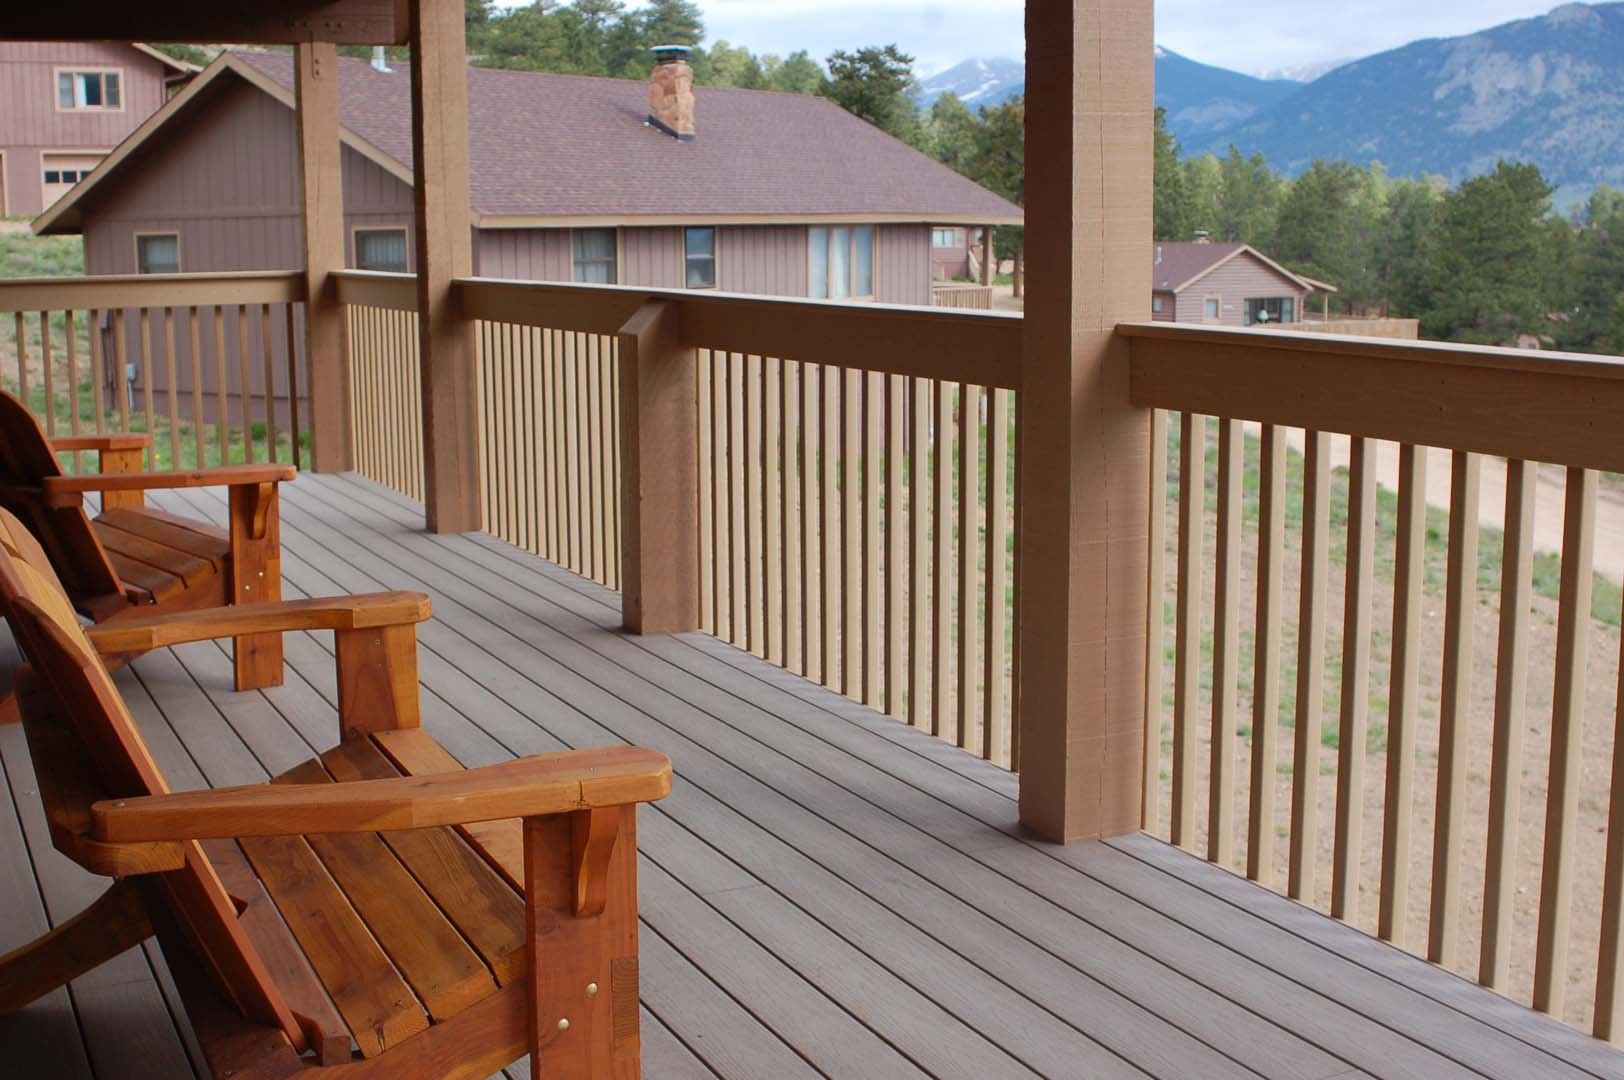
[924,93,979,176]
[822,45,922,146]
[1153,107,1193,241]
[1422,162,1553,343]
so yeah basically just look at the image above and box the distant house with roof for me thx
[1150,239,1336,327]
[0,41,194,217]
[34,50,1022,307]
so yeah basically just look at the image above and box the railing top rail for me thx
[1123,320,1624,473]
[0,270,307,313]
[1119,321,1624,382]
[455,275,1023,389]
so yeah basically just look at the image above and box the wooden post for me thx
[1016,0,1153,842]
[410,0,481,532]
[295,42,351,473]
[1013,251,1023,299]
[980,227,994,286]
[618,301,698,635]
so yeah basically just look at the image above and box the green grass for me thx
[0,229,83,279]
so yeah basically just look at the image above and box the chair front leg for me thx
[228,482,284,691]
[0,880,151,1014]
[524,806,642,1080]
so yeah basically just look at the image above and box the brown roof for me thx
[229,51,1021,223]
[1151,241,1329,294]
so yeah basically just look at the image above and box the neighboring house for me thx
[931,224,988,281]
[0,41,193,218]
[1150,240,1334,327]
[35,50,1021,307]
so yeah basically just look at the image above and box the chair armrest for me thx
[42,463,297,505]
[87,591,432,654]
[52,433,152,453]
[91,746,672,843]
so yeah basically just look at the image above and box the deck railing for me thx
[1126,322,1624,1038]
[0,272,308,469]
[931,283,995,311]
[336,272,425,503]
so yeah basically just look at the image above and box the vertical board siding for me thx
[1168,252,1311,327]
[717,226,808,297]
[876,224,931,307]
[619,226,684,289]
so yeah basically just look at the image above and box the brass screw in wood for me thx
[586,983,598,996]
[557,1018,570,1032]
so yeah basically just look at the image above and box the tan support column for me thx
[295,42,352,473]
[1016,0,1154,842]
[980,227,994,286]
[409,0,480,532]
[618,301,698,635]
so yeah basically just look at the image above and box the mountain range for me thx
[919,2,1624,206]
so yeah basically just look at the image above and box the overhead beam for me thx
[1016,0,1155,842]
[2,0,411,44]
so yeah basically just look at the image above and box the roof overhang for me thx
[476,212,1025,229]
[1170,243,1327,295]
[2,0,411,45]
[131,44,202,77]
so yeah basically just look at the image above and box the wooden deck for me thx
[1,472,1620,1080]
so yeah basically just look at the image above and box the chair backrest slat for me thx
[0,392,122,602]
[0,507,302,1051]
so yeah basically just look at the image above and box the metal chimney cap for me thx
[651,45,694,63]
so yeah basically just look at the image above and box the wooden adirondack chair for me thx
[0,507,671,1079]
[0,390,294,700]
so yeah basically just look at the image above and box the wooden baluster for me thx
[1171,411,1206,851]
[1332,436,1377,921]
[933,379,955,739]
[886,374,906,720]
[765,358,784,667]
[260,304,277,464]
[214,306,228,463]
[910,376,931,730]
[284,304,301,470]
[475,323,491,532]
[114,309,131,434]
[984,388,1011,767]
[1208,417,1242,866]
[729,355,748,646]
[713,352,732,642]
[747,355,766,656]
[40,311,55,435]
[191,308,206,467]
[785,361,803,675]
[957,385,982,752]
[1596,621,1624,1043]
[1146,408,1169,833]
[1379,444,1427,945]
[589,334,606,577]
[608,336,622,584]
[1482,459,1535,990]
[90,308,107,435]
[843,368,862,697]
[864,370,884,707]
[237,305,254,463]
[503,323,519,546]
[139,308,156,467]
[1534,467,1597,1016]
[1289,430,1331,902]
[164,309,181,469]
[1247,424,1286,883]
[821,365,839,687]
[15,312,28,413]
[65,310,82,473]
[804,362,823,684]
[1429,450,1482,965]
[544,331,561,564]
[696,351,715,635]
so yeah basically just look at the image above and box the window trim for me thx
[1244,296,1297,326]
[1151,295,1164,314]
[932,226,966,249]
[808,225,878,301]
[133,231,182,275]
[684,226,718,290]
[54,68,125,113]
[351,225,411,273]
[1203,294,1223,324]
[571,227,619,284]
[0,151,8,218]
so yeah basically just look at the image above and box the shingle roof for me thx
[1151,241,1327,294]
[234,51,1021,223]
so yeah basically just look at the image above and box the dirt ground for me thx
[1145,439,1621,1032]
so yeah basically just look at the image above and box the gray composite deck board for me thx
[1,471,1620,1079]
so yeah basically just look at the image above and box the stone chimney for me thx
[1192,229,1212,244]
[648,45,696,141]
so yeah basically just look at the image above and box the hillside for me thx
[920,48,1298,142]
[1207,2,1624,204]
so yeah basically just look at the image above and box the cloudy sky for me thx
[675,0,1571,76]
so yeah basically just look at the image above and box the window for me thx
[354,228,408,273]
[932,227,965,248]
[572,228,617,283]
[809,226,875,300]
[1204,297,1221,322]
[1245,297,1296,325]
[685,227,716,289]
[57,70,122,111]
[135,234,180,275]
[1151,295,1164,314]
[40,153,103,210]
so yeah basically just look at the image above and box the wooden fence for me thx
[1127,321,1624,1036]
[0,272,308,470]
[931,283,995,311]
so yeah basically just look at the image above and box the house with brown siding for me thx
[0,41,192,218]
[35,50,1021,306]
[1149,240,1333,326]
